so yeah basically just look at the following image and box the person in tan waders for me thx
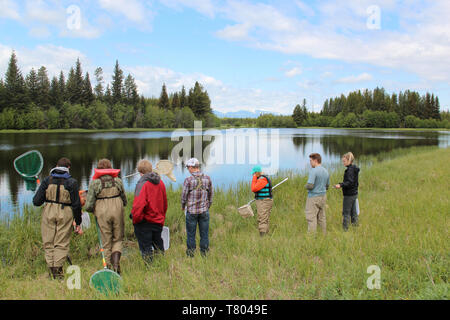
[85,159,127,274]
[33,157,82,280]
[251,165,273,237]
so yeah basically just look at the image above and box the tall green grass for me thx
[0,146,448,299]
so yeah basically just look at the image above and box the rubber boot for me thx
[50,267,64,280]
[49,267,55,279]
[111,251,121,275]
[54,267,64,280]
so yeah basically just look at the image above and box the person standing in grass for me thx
[85,159,127,274]
[181,158,213,257]
[251,165,273,237]
[32,157,82,280]
[335,152,360,231]
[131,160,168,264]
[305,153,330,234]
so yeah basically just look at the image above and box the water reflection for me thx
[0,128,448,217]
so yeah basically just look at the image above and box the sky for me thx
[0,0,449,114]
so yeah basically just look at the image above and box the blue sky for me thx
[1,0,449,114]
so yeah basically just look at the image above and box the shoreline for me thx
[1,127,449,134]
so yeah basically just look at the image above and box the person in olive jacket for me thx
[335,152,360,231]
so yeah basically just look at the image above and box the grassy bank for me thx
[0,147,449,299]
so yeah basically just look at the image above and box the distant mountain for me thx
[214,109,283,118]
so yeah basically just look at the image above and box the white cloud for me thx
[215,23,252,41]
[295,1,315,17]
[8,1,103,39]
[214,0,450,83]
[125,64,304,114]
[335,73,373,84]
[285,67,302,78]
[98,0,151,25]
[0,0,20,20]
[0,43,89,79]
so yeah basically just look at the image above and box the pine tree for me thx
[111,60,124,104]
[50,76,63,107]
[124,74,139,106]
[433,96,441,120]
[66,59,84,104]
[104,84,112,106]
[171,92,181,110]
[58,71,66,103]
[391,93,398,115]
[82,72,94,106]
[322,99,329,115]
[0,79,5,112]
[5,51,28,112]
[301,98,308,120]
[37,66,50,109]
[94,67,104,99]
[292,104,303,126]
[26,68,39,104]
[188,82,211,117]
[158,83,170,110]
[180,85,187,109]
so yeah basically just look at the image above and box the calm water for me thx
[1,128,449,217]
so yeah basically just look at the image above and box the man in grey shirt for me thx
[304,153,330,234]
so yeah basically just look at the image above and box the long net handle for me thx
[95,218,108,269]
[272,177,289,190]
[246,177,289,206]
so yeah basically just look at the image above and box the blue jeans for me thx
[185,211,209,255]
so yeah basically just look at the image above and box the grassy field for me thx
[0,146,448,300]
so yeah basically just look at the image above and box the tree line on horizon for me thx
[0,51,448,130]
[291,88,446,129]
[0,51,218,130]
[223,90,449,129]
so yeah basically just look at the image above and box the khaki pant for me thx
[41,203,73,268]
[255,198,273,233]
[94,187,124,265]
[305,195,327,234]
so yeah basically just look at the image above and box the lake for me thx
[1,128,449,217]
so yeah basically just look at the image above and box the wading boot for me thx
[49,267,55,279]
[111,251,121,275]
[55,267,64,280]
[50,267,64,280]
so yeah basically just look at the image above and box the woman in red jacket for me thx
[131,160,168,263]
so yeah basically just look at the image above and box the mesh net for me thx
[14,150,43,178]
[238,204,254,218]
[90,269,122,295]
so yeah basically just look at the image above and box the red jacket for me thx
[131,175,168,226]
